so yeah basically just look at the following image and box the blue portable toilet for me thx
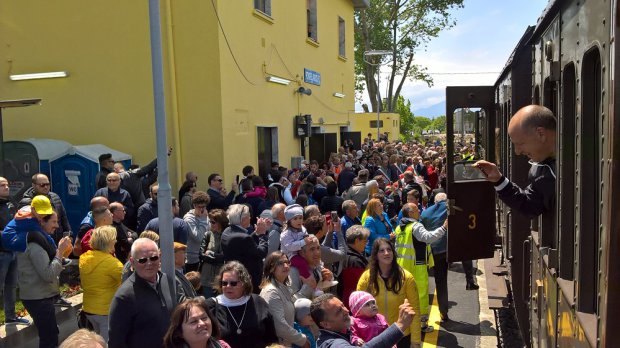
[2,138,72,199]
[50,144,132,233]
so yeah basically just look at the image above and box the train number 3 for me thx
[468,214,476,230]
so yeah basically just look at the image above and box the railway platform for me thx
[422,259,501,348]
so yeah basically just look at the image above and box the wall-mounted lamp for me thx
[297,87,312,96]
[333,92,346,98]
[266,75,291,85]
[9,71,69,81]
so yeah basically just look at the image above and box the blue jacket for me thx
[144,217,189,244]
[334,215,362,249]
[363,212,393,255]
[1,208,55,253]
[293,323,316,348]
[137,198,158,232]
[316,325,403,348]
[420,201,447,254]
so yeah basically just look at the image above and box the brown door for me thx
[446,86,496,262]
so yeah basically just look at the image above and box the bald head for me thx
[508,105,556,133]
[507,105,556,162]
[90,196,110,210]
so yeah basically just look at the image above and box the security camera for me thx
[297,87,312,96]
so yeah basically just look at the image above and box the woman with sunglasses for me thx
[164,297,230,348]
[260,252,312,348]
[199,209,228,297]
[206,261,277,348]
[79,226,123,341]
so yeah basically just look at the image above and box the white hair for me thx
[130,238,159,258]
[227,204,250,226]
[435,192,448,203]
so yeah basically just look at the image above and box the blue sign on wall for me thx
[304,68,321,86]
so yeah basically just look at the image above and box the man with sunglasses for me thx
[207,173,237,211]
[108,238,176,348]
[19,173,71,242]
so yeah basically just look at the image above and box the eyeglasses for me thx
[107,179,120,182]
[37,183,51,187]
[209,220,216,224]
[215,179,223,182]
[220,280,239,287]
[136,255,160,264]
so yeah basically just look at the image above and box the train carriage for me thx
[445,0,619,346]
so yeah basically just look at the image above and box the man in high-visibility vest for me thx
[395,203,448,333]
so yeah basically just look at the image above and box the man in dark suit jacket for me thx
[206,173,237,211]
[220,204,269,292]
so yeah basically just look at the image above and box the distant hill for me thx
[413,101,446,118]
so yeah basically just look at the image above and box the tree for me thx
[395,96,415,140]
[430,115,446,133]
[355,0,464,112]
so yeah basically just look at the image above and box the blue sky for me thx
[356,0,549,117]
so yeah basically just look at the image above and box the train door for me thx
[445,86,496,262]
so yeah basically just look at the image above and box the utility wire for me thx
[427,72,499,75]
[210,0,258,86]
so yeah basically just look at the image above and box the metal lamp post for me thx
[364,50,393,141]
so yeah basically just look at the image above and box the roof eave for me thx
[352,0,370,10]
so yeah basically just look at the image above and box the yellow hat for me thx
[31,195,53,215]
[173,242,187,252]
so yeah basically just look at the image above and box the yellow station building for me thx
[0,0,402,190]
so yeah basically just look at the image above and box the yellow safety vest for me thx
[395,222,434,271]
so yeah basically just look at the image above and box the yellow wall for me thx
[214,0,357,183]
[0,0,360,191]
[352,113,401,142]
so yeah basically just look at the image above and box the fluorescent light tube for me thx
[266,76,291,85]
[10,71,69,81]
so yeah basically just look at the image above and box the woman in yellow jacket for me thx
[357,238,422,348]
[79,225,123,342]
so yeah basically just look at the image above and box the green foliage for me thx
[395,95,415,141]
[430,115,446,132]
[355,0,464,112]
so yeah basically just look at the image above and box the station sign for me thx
[304,68,321,86]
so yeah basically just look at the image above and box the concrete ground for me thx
[422,259,498,348]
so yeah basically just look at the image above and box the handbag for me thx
[76,309,93,330]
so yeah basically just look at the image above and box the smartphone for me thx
[325,213,332,225]
[236,175,240,184]
[330,211,338,222]
[63,231,72,239]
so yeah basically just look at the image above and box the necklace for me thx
[224,301,248,335]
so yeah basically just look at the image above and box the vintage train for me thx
[443,0,618,347]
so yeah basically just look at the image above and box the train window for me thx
[452,108,487,182]
[578,48,601,314]
[559,63,576,280]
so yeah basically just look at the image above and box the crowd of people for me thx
[0,133,483,348]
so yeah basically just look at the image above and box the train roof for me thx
[494,26,535,86]
[528,0,563,43]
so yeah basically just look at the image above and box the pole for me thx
[376,65,381,141]
[148,0,176,302]
[0,108,4,177]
